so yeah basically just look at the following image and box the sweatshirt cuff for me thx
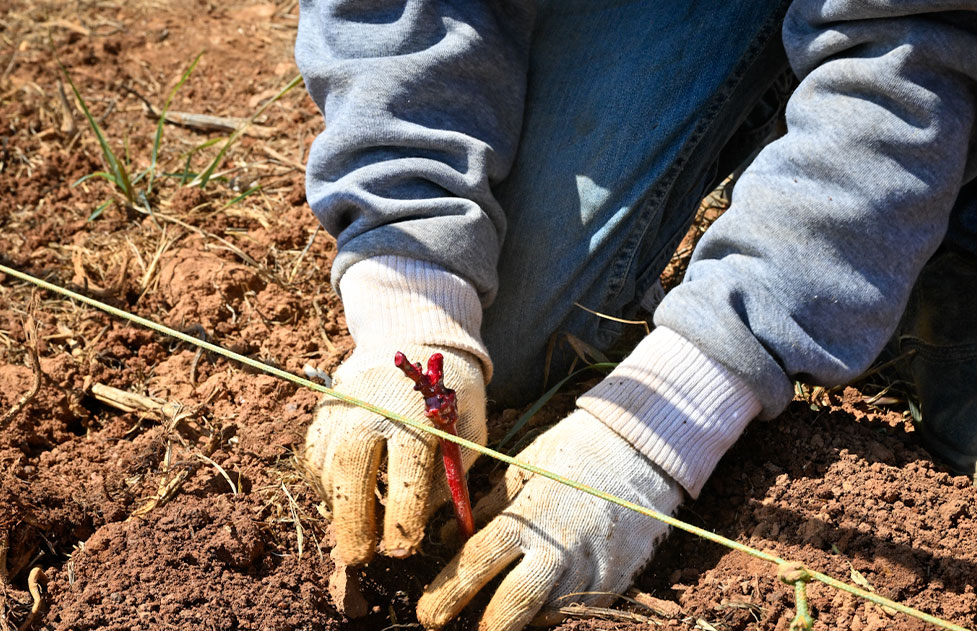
[577,327,761,498]
[339,256,493,382]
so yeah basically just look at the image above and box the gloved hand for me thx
[305,344,486,563]
[416,409,684,631]
[303,256,492,565]
[417,327,763,631]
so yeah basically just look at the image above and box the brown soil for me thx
[0,2,974,631]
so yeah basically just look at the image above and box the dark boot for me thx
[899,246,977,479]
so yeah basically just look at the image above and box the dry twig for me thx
[120,386,227,520]
[287,225,319,284]
[310,297,336,353]
[90,382,182,418]
[143,107,273,137]
[557,602,658,625]
[55,80,76,135]
[260,145,305,172]
[0,44,19,87]
[136,226,176,301]
[87,381,232,518]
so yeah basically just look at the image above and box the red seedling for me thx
[394,351,475,540]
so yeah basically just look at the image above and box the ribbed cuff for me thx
[339,256,493,382]
[578,327,761,498]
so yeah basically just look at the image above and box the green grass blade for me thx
[222,184,262,209]
[59,62,135,204]
[908,397,922,427]
[495,362,617,453]
[180,155,195,185]
[192,73,303,188]
[87,198,113,222]
[157,171,197,180]
[149,52,203,194]
[72,171,120,187]
[179,137,223,185]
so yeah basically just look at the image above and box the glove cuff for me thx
[340,256,493,382]
[578,327,761,498]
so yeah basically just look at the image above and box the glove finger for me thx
[468,478,518,530]
[479,550,562,631]
[331,425,385,565]
[383,425,438,557]
[416,517,522,629]
[302,399,343,506]
[455,404,488,469]
[303,403,332,473]
[529,562,594,627]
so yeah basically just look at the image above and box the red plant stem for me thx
[437,439,475,540]
[394,351,475,540]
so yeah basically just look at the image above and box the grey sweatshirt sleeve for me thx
[294,0,534,303]
[655,1,977,419]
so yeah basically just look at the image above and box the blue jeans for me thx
[899,180,977,478]
[482,0,794,407]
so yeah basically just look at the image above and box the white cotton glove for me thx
[417,410,684,631]
[303,256,492,565]
[417,327,762,631]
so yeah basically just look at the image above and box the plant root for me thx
[778,561,814,630]
[129,421,228,520]
[15,568,48,631]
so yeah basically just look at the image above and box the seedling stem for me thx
[394,351,475,540]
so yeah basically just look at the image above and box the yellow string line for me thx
[0,262,969,631]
